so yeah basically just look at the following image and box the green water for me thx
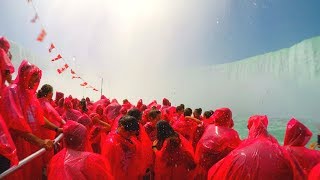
[233,117,319,146]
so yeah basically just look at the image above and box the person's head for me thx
[95,104,104,115]
[193,108,202,119]
[77,114,93,129]
[79,98,87,112]
[127,108,142,122]
[17,60,42,91]
[0,36,10,53]
[203,111,213,119]
[213,108,233,128]
[162,98,171,106]
[123,99,129,104]
[85,97,91,103]
[58,98,64,108]
[105,102,121,120]
[156,120,177,141]
[118,115,140,138]
[64,99,73,110]
[148,109,161,123]
[63,121,87,151]
[180,104,185,110]
[55,92,64,103]
[37,84,53,99]
[176,105,184,115]
[184,108,192,117]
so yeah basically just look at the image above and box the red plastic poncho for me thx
[0,37,10,53]
[0,60,45,179]
[136,99,143,111]
[39,97,63,136]
[76,115,94,152]
[283,118,320,176]
[309,162,320,180]
[0,114,18,166]
[55,98,65,116]
[48,121,113,180]
[147,100,161,110]
[194,123,241,179]
[105,102,121,129]
[132,124,154,177]
[172,116,198,143]
[208,115,295,180]
[144,122,157,142]
[54,91,64,105]
[62,99,83,122]
[102,132,142,180]
[0,40,14,90]
[154,134,196,180]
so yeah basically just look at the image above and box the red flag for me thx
[51,54,62,62]
[49,43,55,53]
[72,76,81,79]
[30,13,39,23]
[57,69,62,74]
[37,29,47,42]
[80,82,88,86]
[93,88,99,91]
[71,69,76,74]
[65,64,69,69]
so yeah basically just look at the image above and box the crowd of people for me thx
[1,36,320,180]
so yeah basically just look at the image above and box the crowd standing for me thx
[1,36,320,180]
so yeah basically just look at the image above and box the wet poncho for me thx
[283,118,320,177]
[48,121,113,180]
[194,110,241,179]
[0,60,45,179]
[154,134,196,180]
[102,132,142,180]
[208,115,295,180]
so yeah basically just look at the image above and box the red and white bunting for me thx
[48,43,55,53]
[51,54,62,62]
[36,29,46,42]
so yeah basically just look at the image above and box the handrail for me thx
[0,133,64,179]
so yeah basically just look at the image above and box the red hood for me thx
[212,108,233,128]
[284,118,312,146]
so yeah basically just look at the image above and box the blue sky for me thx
[0,0,320,103]
[1,0,320,66]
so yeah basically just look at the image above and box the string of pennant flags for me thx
[27,0,99,92]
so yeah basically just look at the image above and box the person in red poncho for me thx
[0,60,61,179]
[153,120,196,180]
[48,121,113,180]
[208,115,296,180]
[0,36,14,92]
[127,108,155,179]
[0,114,18,173]
[202,110,214,127]
[55,98,65,116]
[102,115,141,180]
[144,109,161,142]
[37,84,64,165]
[172,108,201,145]
[62,99,83,122]
[309,162,320,180]
[283,118,320,177]
[194,108,241,180]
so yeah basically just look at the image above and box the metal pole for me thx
[100,77,103,97]
[0,133,64,179]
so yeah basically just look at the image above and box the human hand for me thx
[42,139,54,150]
